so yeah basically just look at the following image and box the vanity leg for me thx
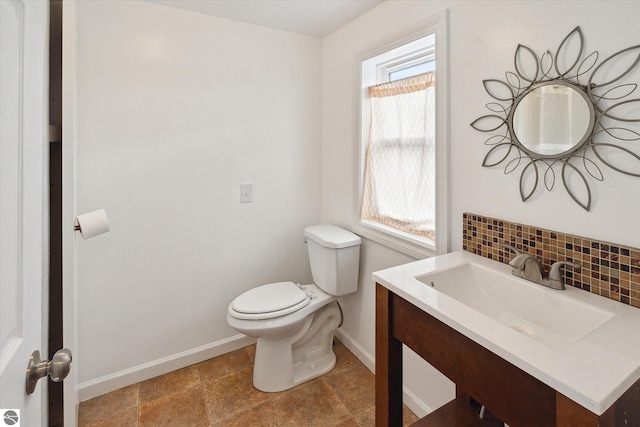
[376,284,403,427]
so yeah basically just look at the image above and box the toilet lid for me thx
[231,282,310,317]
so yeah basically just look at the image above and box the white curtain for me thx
[361,72,436,239]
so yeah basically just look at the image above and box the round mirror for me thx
[510,81,595,158]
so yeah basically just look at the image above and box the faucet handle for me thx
[548,261,581,282]
[499,242,522,256]
[509,253,536,269]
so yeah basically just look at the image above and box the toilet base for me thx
[291,347,336,387]
[252,301,341,392]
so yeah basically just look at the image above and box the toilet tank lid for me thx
[304,224,361,249]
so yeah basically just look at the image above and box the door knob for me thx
[25,348,72,394]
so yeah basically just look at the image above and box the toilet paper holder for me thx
[75,209,111,239]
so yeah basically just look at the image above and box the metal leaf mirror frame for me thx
[471,26,640,211]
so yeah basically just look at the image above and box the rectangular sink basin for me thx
[416,262,614,351]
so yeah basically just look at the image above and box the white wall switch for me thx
[240,183,253,203]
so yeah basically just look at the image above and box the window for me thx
[388,61,434,82]
[356,13,449,258]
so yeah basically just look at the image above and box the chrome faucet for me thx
[500,243,580,290]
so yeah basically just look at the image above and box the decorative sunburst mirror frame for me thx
[471,26,640,211]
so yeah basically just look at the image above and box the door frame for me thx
[48,0,63,424]
[61,0,78,424]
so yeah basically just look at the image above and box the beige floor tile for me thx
[77,339,419,427]
[211,400,284,427]
[139,385,209,427]
[195,347,254,382]
[324,362,375,416]
[78,384,138,425]
[203,366,271,420]
[245,344,256,362]
[81,406,138,427]
[272,378,352,426]
[332,339,359,373]
[335,418,360,427]
[139,366,200,404]
[354,406,375,426]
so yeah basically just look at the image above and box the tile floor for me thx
[79,339,419,426]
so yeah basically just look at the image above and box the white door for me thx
[0,0,50,425]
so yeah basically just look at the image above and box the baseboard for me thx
[78,334,255,401]
[334,328,375,373]
[335,327,432,418]
[402,385,432,418]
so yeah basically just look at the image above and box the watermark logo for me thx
[1,409,20,426]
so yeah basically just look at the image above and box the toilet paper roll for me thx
[76,209,110,239]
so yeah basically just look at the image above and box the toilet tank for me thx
[304,225,361,296]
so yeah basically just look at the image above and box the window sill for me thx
[353,220,436,260]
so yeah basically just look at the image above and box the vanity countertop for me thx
[373,250,640,415]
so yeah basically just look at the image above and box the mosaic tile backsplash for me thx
[462,212,640,309]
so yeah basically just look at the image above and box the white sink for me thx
[416,262,613,351]
[373,251,640,414]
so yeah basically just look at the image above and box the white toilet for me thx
[227,224,361,392]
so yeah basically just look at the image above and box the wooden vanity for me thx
[375,283,640,426]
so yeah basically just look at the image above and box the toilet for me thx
[227,224,361,392]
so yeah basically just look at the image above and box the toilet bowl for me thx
[227,283,341,391]
[227,225,361,392]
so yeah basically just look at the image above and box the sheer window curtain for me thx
[360,72,436,240]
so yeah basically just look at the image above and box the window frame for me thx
[354,11,449,259]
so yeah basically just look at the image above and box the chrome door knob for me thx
[26,348,72,394]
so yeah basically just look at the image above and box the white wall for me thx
[75,1,321,397]
[322,0,640,415]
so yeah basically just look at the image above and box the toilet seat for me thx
[229,281,311,320]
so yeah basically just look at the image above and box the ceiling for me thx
[146,0,384,38]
